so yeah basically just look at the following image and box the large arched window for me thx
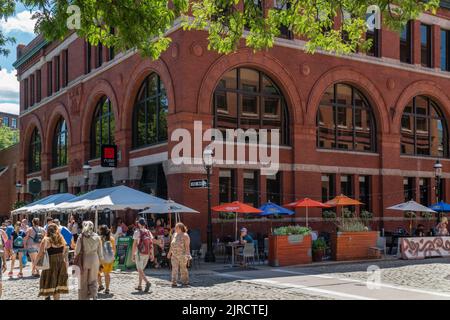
[132,73,168,148]
[316,83,376,152]
[28,128,41,173]
[213,68,290,145]
[53,118,68,167]
[91,96,115,158]
[401,96,448,157]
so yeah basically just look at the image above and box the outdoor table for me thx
[226,242,244,267]
[400,236,450,259]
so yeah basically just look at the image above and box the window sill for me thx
[130,142,168,154]
[316,148,379,156]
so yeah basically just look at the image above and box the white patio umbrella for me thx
[140,200,199,226]
[11,193,76,216]
[53,185,166,230]
[387,200,436,234]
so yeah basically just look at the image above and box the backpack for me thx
[32,227,43,244]
[137,229,153,256]
[103,240,115,263]
[13,232,24,248]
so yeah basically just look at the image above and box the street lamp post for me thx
[434,159,443,223]
[83,162,92,192]
[15,181,22,203]
[203,148,215,262]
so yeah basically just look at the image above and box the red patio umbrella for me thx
[284,198,331,228]
[212,201,262,240]
[325,194,363,219]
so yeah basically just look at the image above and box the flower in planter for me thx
[404,211,416,219]
[312,238,327,252]
[273,225,311,236]
[337,218,367,232]
[420,211,433,220]
[360,210,373,220]
[342,208,355,219]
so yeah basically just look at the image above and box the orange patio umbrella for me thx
[212,201,262,240]
[325,194,363,219]
[284,198,331,228]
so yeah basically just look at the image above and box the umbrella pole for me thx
[95,209,98,232]
[306,207,309,228]
[235,212,238,241]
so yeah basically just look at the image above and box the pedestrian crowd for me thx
[0,215,192,300]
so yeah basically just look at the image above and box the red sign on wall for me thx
[101,144,117,168]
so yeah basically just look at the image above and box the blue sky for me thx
[0,3,37,115]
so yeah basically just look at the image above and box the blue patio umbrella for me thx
[258,202,294,216]
[429,201,450,212]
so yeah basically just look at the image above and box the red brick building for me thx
[12,2,450,238]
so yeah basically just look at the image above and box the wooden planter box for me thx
[331,231,378,261]
[269,234,312,266]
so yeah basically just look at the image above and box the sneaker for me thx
[182,283,190,288]
[171,283,178,288]
[98,285,105,292]
[144,282,151,292]
[104,289,110,294]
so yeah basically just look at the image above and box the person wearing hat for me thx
[131,218,154,292]
[239,227,253,244]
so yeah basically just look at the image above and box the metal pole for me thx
[204,165,215,262]
[436,174,441,224]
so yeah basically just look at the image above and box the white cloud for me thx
[1,11,36,35]
[0,103,19,115]
[0,69,19,111]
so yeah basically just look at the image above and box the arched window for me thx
[213,68,290,145]
[91,96,115,158]
[28,128,41,173]
[53,118,68,167]
[401,96,448,157]
[316,83,376,152]
[132,73,168,148]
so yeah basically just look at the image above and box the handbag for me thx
[36,248,50,271]
[73,234,84,271]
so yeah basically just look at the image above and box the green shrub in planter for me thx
[420,211,433,220]
[312,238,327,253]
[342,208,355,219]
[322,210,336,221]
[338,218,368,232]
[404,211,416,219]
[273,225,311,236]
[360,210,373,220]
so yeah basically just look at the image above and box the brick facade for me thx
[12,6,450,239]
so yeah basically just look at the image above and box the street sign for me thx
[189,179,208,189]
[101,144,117,168]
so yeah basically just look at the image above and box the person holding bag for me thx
[75,221,103,300]
[36,224,69,300]
[167,222,191,288]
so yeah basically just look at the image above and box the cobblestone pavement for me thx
[0,264,325,300]
[3,258,450,300]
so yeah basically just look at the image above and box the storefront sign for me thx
[189,179,208,189]
[114,236,135,270]
[287,235,304,244]
[401,236,450,259]
[101,144,117,168]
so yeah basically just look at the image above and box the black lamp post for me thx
[15,181,22,203]
[83,162,92,192]
[434,160,443,223]
[203,148,215,262]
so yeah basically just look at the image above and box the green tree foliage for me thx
[0,0,441,61]
[0,0,15,60]
[0,125,19,150]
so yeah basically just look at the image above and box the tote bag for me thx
[36,249,50,271]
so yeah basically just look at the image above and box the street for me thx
[2,258,450,300]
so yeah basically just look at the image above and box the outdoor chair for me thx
[252,240,260,264]
[237,243,256,266]
[376,235,387,256]
[223,244,232,264]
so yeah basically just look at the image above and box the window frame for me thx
[400,96,448,158]
[52,118,69,168]
[316,83,377,153]
[400,21,412,64]
[420,23,432,68]
[28,128,41,173]
[90,96,115,159]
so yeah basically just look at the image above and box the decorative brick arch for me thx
[44,102,71,156]
[80,79,120,144]
[21,114,44,165]
[393,80,450,133]
[197,50,304,125]
[121,57,175,131]
[306,66,390,134]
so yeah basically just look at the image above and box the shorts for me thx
[27,248,38,254]
[13,248,26,254]
[135,254,149,271]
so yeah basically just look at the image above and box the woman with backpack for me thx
[36,224,69,300]
[75,221,103,300]
[24,218,45,277]
[9,221,26,278]
[98,225,115,294]
[131,218,154,292]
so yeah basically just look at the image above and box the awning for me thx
[11,193,76,215]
